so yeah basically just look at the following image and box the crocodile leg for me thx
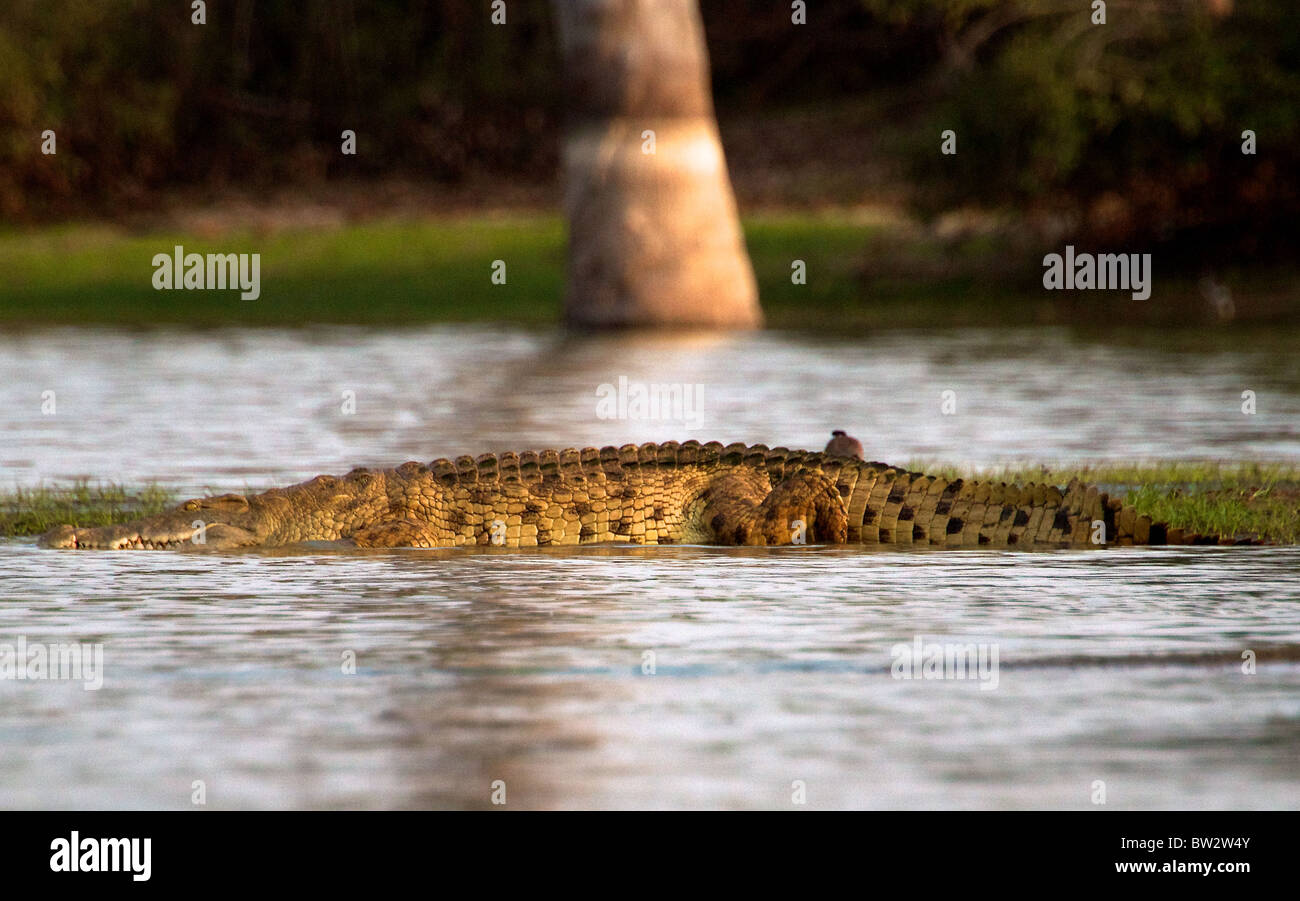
[351,518,443,548]
[697,468,847,545]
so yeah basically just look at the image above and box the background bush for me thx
[1,0,1296,260]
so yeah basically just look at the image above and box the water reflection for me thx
[1,542,1298,808]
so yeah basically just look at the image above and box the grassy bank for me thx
[4,462,1297,543]
[3,213,1297,330]
[0,482,172,539]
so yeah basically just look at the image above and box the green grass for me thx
[0,213,1055,329]
[4,462,1297,543]
[2,212,1298,329]
[0,217,567,326]
[0,482,174,538]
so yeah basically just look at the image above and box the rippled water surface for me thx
[1,325,1298,808]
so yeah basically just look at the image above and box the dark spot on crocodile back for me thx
[599,446,623,479]
[431,458,458,485]
[697,442,724,465]
[946,517,965,534]
[559,448,583,479]
[721,442,747,465]
[1013,510,1031,527]
[517,451,540,482]
[580,447,603,477]
[475,453,499,482]
[497,452,521,482]
[455,456,478,483]
[470,487,499,507]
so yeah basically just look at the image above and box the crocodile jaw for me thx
[38,521,260,550]
[38,493,266,550]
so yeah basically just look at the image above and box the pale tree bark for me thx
[552,0,763,329]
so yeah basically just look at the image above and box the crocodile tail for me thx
[822,459,1256,548]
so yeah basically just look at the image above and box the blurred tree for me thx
[869,0,1300,258]
[0,0,561,218]
[551,0,762,328]
[1,0,1297,264]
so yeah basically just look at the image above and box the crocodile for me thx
[38,436,1247,551]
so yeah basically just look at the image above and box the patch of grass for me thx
[0,481,174,538]
[2,213,1298,329]
[0,217,566,326]
[0,211,1048,329]
[901,461,1300,544]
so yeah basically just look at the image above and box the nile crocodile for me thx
[38,436,1242,551]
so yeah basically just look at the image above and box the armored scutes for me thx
[39,440,1244,551]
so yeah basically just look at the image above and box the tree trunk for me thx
[552,0,763,329]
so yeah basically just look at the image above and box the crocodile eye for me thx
[183,501,199,511]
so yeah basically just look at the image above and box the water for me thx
[1,325,1298,809]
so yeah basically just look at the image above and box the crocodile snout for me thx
[38,521,203,550]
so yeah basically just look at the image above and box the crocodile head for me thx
[38,493,266,550]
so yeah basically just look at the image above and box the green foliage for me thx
[893,0,1300,251]
[2,0,1298,255]
[0,0,560,217]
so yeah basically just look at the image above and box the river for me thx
[1,325,1297,808]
